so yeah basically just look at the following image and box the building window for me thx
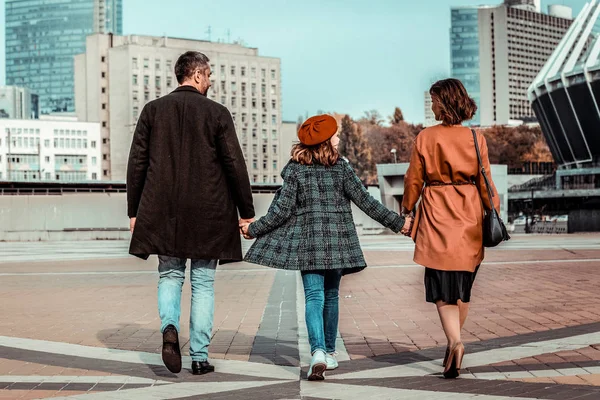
[155,77,161,88]
[271,85,276,95]
[101,56,106,63]
[102,103,106,110]
[155,60,161,70]
[273,145,277,154]
[44,139,50,148]
[253,159,258,169]
[231,66,236,75]
[241,66,246,76]
[45,172,51,180]
[262,129,267,139]
[272,100,277,109]
[252,99,257,109]
[91,141,97,149]
[261,84,266,96]
[253,175,258,182]
[133,90,139,101]
[133,75,138,85]
[102,122,107,128]
[144,76,150,86]
[271,69,276,79]
[261,68,266,78]
[262,144,267,154]
[103,170,108,176]
[251,67,256,78]
[92,157,97,166]
[263,160,267,169]
[262,114,267,124]
[92,173,97,180]
[272,130,277,139]
[167,77,173,87]
[143,58,149,69]
[103,154,107,161]
[101,72,106,78]
[231,97,237,107]
[220,65,226,75]
[273,160,278,170]
[242,98,247,108]
[252,128,257,138]
[166,60,172,71]
[273,175,278,183]
[101,87,106,94]
[132,58,138,69]
[133,107,139,119]
[263,175,268,183]
[45,156,50,163]
[251,83,256,96]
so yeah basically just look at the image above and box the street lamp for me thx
[390,148,397,164]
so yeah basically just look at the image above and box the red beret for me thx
[298,115,338,146]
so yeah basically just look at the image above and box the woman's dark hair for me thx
[429,78,477,125]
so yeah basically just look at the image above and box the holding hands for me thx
[400,212,414,237]
[239,218,254,240]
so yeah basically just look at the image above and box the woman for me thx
[240,115,411,381]
[402,79,500,379]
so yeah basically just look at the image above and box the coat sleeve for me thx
[475,133,501,213]
[127,104,152,218]
[248,163,298,238]
[216,111,255,219]
[342,161,405,233]
[402,137,425,213]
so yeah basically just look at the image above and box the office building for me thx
[0,86,39,119]
[75,34,283,182]
[5,0,123,115]
[451,0,572,126]
[0,118,102,182]
[424,91,437,127]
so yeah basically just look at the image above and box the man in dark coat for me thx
[127,51,255,375]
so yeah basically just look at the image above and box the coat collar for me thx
[174,85,206,96]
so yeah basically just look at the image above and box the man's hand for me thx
[239,217,255,226]
[130,217,136,234]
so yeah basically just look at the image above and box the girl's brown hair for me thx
[291,139,339,167]
[429,78,477,126]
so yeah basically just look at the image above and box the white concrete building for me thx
[0,118,102,182]
[75,34,283,182]
[423,91,437,127]
[451,1,573,126]
[0,86,39,120]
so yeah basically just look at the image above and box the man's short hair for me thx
[174,51,210,84]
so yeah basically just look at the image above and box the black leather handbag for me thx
[472,129,510,247]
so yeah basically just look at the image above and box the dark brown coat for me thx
[127,86,254,262]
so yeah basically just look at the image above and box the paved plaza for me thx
[1,234,600,399]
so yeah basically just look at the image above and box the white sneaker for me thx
[325,352,338,370]
[307,350,327,381]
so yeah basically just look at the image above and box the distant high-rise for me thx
[5,0,123,115]
[451,1,572,126]
[75,34,283,182]
[423,91,437,127]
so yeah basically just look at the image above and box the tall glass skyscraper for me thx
[5,0,122,115]
[450,7,481,126]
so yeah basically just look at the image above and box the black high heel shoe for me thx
[442,346,450,368]
[443,343,464,379]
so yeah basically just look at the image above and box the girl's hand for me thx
[240,223,254,240]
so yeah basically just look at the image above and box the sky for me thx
[0,0,589,123]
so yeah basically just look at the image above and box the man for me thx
[127,51,255,375]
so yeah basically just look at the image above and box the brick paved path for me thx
[1,235,600,399]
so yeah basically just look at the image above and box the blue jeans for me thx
[301,269,343,354]
[158,256,217,362]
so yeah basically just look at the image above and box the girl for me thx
[240,114,411,381]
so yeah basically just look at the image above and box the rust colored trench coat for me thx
[402,125,501,272]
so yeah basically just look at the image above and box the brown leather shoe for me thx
[162,325,182,373]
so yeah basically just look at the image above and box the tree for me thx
[363,110,384,126]
[338,115,375,183]
[390,107,404,125]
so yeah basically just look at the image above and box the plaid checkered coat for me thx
[244,159,405,273]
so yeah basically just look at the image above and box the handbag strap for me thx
[471,129,496,211]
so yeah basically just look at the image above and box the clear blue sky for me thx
[0,0,588,123]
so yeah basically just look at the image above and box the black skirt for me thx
[424,266,480,305]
